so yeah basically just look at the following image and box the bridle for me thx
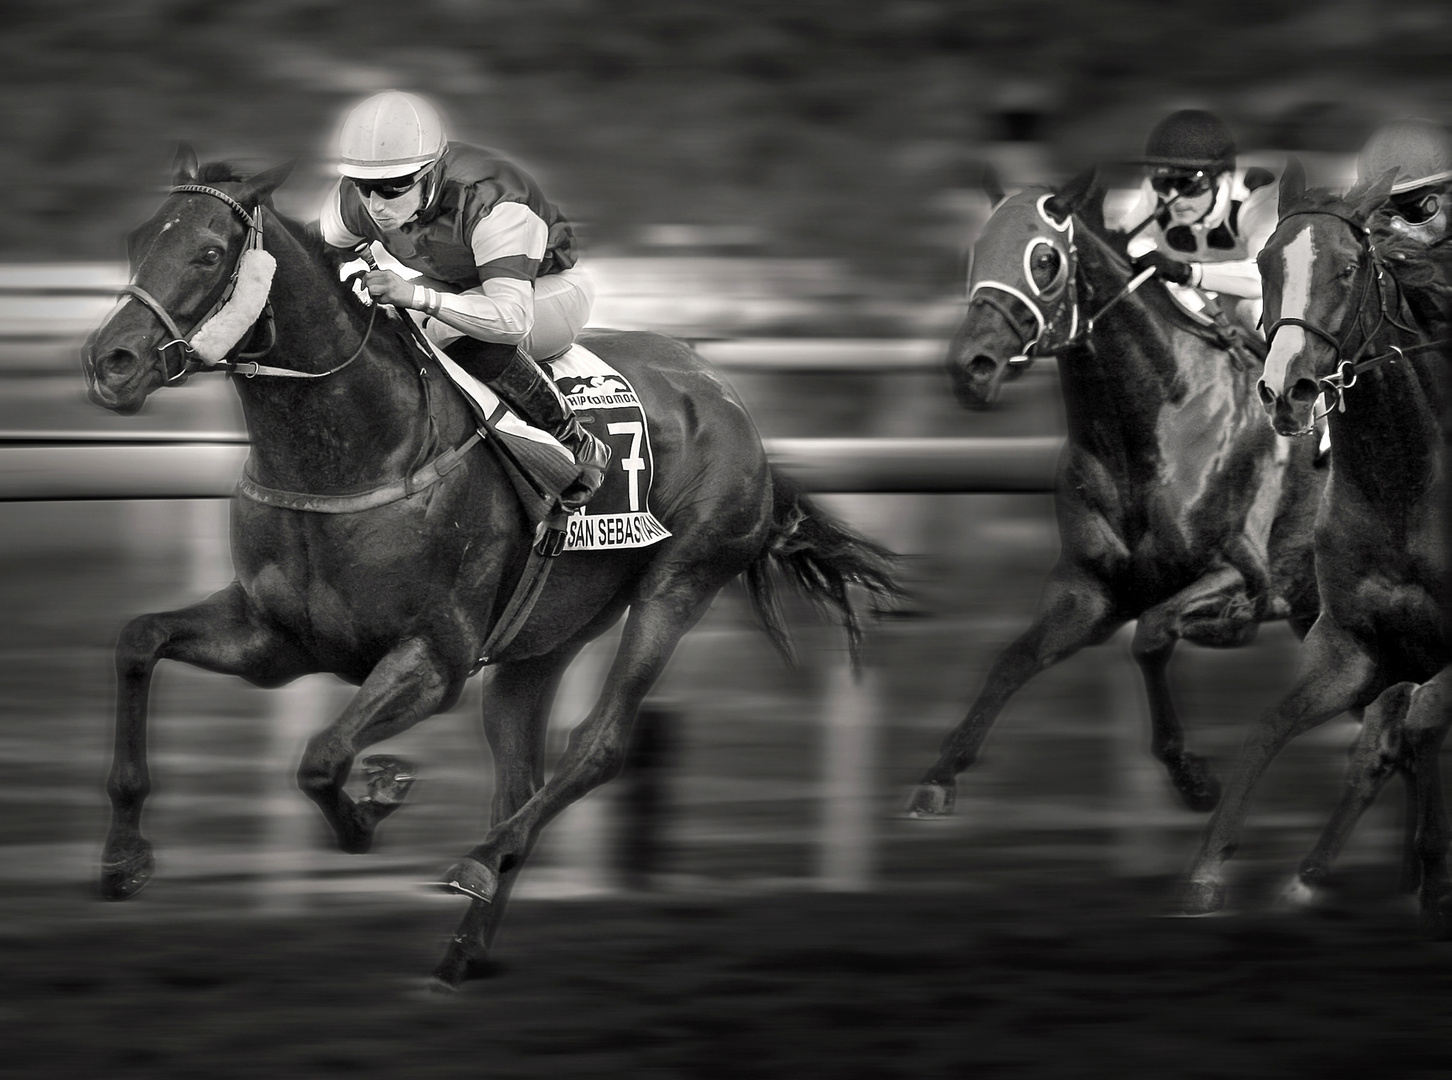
[1263,207,1439,421]
[119,183,376,383]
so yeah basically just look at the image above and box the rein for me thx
[1265,207,1447,420]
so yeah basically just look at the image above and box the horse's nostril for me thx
[98,347,142,380]
[1257,380,1275,409]
[1289,378,1321,407]
[967,355,1000,380]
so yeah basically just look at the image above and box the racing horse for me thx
[1181,166,1449,925]
[81,148,899,990]
[906,169,1324,821]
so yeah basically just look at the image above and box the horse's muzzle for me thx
[84,342,157,414]
[1258,377,1320,438]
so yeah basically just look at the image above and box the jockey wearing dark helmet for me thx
[1118,109,1278,332]
[316,89,609,511]
[1357,117,1452,247]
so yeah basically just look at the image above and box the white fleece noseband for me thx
[188,246,276,363]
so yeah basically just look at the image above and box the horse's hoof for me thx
[903,783,954,819]
[360,754,418,808]
[100,842,154,901]
[1174,755,1222,813]
[429,943,501,990]
[1275,877,1320,911]
[1176,878,1226,916]
[428,858,499,903]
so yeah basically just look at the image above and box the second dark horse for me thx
[907,171,1324,820]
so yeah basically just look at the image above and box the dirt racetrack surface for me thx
[5,872,1452,1080]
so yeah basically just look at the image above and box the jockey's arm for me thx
[409,202,547,345]
[318,188,545,346]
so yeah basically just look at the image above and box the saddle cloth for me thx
[432,340,672,552]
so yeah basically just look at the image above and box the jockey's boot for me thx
[484,347,611,511]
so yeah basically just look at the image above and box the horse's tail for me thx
[744,467,903,673]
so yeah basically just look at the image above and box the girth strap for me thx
[237,430,483,513]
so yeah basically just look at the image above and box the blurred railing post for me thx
[816,658,882,891]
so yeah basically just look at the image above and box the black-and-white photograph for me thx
[2,2,1449,1076]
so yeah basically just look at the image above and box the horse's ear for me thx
[238,158,297,206]
[1278,157,1306,216]
[980,160,1006,207]
[1350,166,1398,220]
[1045,166,1099,224]
[172,142,199,185]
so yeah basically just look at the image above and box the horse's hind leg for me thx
[103,583,310,900]
[1132,567,1265,813]
[906,567,1121,818]
[438,581,719,913]
[430,648,576,990]
[1280,681,1416,909]
[295,637,457,854]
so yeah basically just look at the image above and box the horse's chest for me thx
[242,555,426,652]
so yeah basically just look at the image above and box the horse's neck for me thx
[236,220,435,492]
[1329,335,1445,505]
[1058,240,1246,459]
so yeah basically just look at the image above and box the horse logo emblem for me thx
[562,375,632,397]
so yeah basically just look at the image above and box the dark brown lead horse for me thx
[907,171,1325,821]
[81,150,899,990]
[1181,168,1449,925]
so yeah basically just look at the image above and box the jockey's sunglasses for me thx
[1150,170,1213,199]
[351,172,426,200]
[1392,189,1443,226]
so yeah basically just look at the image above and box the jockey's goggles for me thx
[1391,188,1445,226]
[1150,169,1214,198]
[351,169,429,200]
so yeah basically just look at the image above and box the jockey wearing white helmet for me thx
[1357,117,1452,246]
[1116,109,1278,332]
[317,89,608,511]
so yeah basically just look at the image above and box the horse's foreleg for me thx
[431,649,575,991]
[441,586,714,909]
[1133,567,1263,813]
[295,637,454,854]
[103,584,309,900]
[1180,616,1377,915]
[906,568,1121,818]
[1281,681,1416,910]
[1402,671,1452,937]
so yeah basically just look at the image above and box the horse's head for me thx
[947,169,1098,409]
[1257,161,1397,436]
[83,144,294,414]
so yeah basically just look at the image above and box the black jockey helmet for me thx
[1141,110,1237,175]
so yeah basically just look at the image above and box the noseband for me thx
[121,184,277,384]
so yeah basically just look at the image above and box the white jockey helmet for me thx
[337,91,447,180]
[1357,117,1452,194]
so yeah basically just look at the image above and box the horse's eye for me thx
[200,248,223,266]
[1340,263,1357,278]
[1030,247,1062,290]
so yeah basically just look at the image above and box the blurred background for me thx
[3,2,1451,1074]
